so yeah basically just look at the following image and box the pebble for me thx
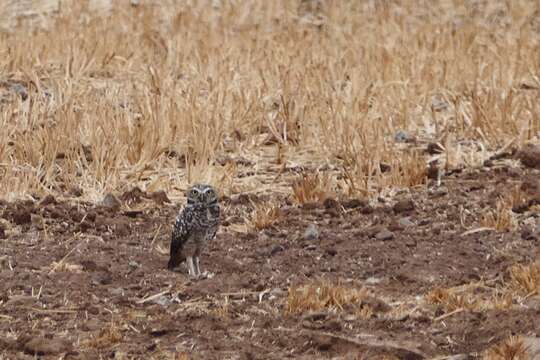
[365,276,382,285]
[375,228,394,241]
[108,288,124,296]
[399,217,415,227]
[152,295,172,306]
[303,224,319,241]
[101,193,121,210]
[270,245,284,255]
[393,199,415,213]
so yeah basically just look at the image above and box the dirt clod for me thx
[517,143,540,169]
[38,195,56,206]
[394,199,415,213]
[12,208,31,225]
[17,335,72,355]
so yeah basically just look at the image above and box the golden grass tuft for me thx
[426,287,479,312]
[426,282,515,314]
[285,281,368,314]
[291,172,333,205]
[509,258,540,296]
[480,197,517,232]
[247,202,283,231]
[484,335,530,360]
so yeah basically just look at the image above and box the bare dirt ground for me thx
[1,162,539,359]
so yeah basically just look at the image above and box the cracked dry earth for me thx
[1,166,540,359]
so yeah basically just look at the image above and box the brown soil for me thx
[1,166,539,359]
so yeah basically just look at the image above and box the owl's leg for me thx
[186,256,197,278]
[194,256,201,277]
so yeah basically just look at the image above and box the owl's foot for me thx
[200,271,215,279]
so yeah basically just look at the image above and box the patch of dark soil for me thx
[0,167,539,358]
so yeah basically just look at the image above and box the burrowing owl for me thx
[167,184,220,278]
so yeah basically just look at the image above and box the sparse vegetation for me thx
[291,172,334,204]
[509,258,540,296]
[247,201,282,230]
[484,335,530,360]
[286,281,369,314]
[1,0,540,358]
[481,197,518,232]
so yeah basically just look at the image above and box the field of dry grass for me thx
[0,0,538,202]
[1,0,540,359]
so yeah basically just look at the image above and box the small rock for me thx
[399,217,415,227]
[108,288,124,296]
[393,199,415,213]
[101,193,121,210]
[152,295,172,306]
[375,228,394,241]
[365,277,382,285]
[270,245,285,255]
[517,143,540,169]
[128,261,140,269]
[303,224,319,241]
[304,244,317,251]
[325,248,337,256]
[394,130,412,143]
[444,355,472,360]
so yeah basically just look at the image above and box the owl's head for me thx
[186,184,219,206]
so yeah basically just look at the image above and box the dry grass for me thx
[0,0,538,202]
[247,201,282,230]
[481,197,518,232]
[291,172,334,204]
[285,281,369,314]
[426,282,515,314]
[426,287,480,312]
[484,335,530,360]
[509,258,540,296]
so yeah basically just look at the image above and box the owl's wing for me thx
[207,204,220,241]
[167,208,193,269]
